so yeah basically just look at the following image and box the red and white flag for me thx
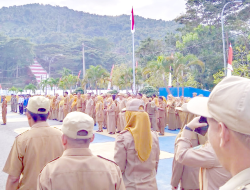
[77,70,81,79]
[228,43,233,71]
[131,8,135,33]
[227,43,233,77]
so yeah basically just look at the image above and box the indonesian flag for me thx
[131,8,135,33]
[77,70,81,79]
[110,65,115,77]
[227,43,233,71]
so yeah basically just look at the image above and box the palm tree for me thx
[24,83,37,94]
[48,78,60,95]
[165,52,205,96]
[40,78,50,95]
[143,55,172,94]
[85,65,109,94]
[60,68,72,77]
[9,86,18,93]
[65,74,78,93]
[112,64,132,92]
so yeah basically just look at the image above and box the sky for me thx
[0,0,186,21]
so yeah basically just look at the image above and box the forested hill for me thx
[0,4,179,46]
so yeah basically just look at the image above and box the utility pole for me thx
[82,43,86,93]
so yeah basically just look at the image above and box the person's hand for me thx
[171,186,177,190]
[187,116,207,130]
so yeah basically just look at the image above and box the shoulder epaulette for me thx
[40,157,60,173]
[48,156,60,164]
[16,129,30,138]
[119,130,128,134]
[97,155,118,166]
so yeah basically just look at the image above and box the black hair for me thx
[152,94,156,98]
[159,96,163,100]
[64,91,68,94]
[137,93,142,97]
[27,110,49,122]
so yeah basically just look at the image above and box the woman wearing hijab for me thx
[107,97,116,134]
[95,96,104,132]
[71,96,77,112]
[114,99,160,190]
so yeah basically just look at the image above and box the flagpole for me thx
[132,32,135,94]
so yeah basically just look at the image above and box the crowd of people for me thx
[9,91,201,135]
[2,76,250,190]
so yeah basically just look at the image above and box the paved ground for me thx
[0,106,179,190]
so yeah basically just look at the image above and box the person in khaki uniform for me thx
[63,91,69,118]
[145,98,158,131]
[76,92,83,112]
[37,112,125,190]
[71,96,77,112]
[58,96,64,122]
[3,96,63,190]
[158,96,166,135]
[114,99,160,190]
[171,132,200,190]
[175,101,232,190]
[118,93,127,131]
[107,97,116,134]
[14,95,18,113]
[187,76,250,190]
[96,96,104,132]
[2,95,7,125]
[85,93,94,118]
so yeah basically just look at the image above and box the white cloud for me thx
[0,0,186,21]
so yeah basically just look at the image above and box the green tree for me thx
[85,65,109,94]
[143,55,171,93]
[24,83,37,94]
[9,86,18,93]
[48,77,60,95]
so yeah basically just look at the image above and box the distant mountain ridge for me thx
[0,3,180,47]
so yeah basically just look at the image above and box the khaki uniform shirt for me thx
[64,96,69,109]
[118,99,126,112]
[77,97,83,109]
[114,131,160,190]
[220,167,250,190]
[38,148,125,190]
[176,129,231,190]
[2,99,7,112]
[86,99,94,114]
[171,138,200,190]
[3,122,64,190]
[158,102,166,118]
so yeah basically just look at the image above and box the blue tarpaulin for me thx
[159,87,210,98]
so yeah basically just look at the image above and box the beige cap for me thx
[61,112,94,139]
[187,76,250,135]
[175,103,188,112]
[126,99,144,112]
[27,96,50,114]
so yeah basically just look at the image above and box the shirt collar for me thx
[63,148,93,157]
[220,167,250,190]
[31,121,49,128]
